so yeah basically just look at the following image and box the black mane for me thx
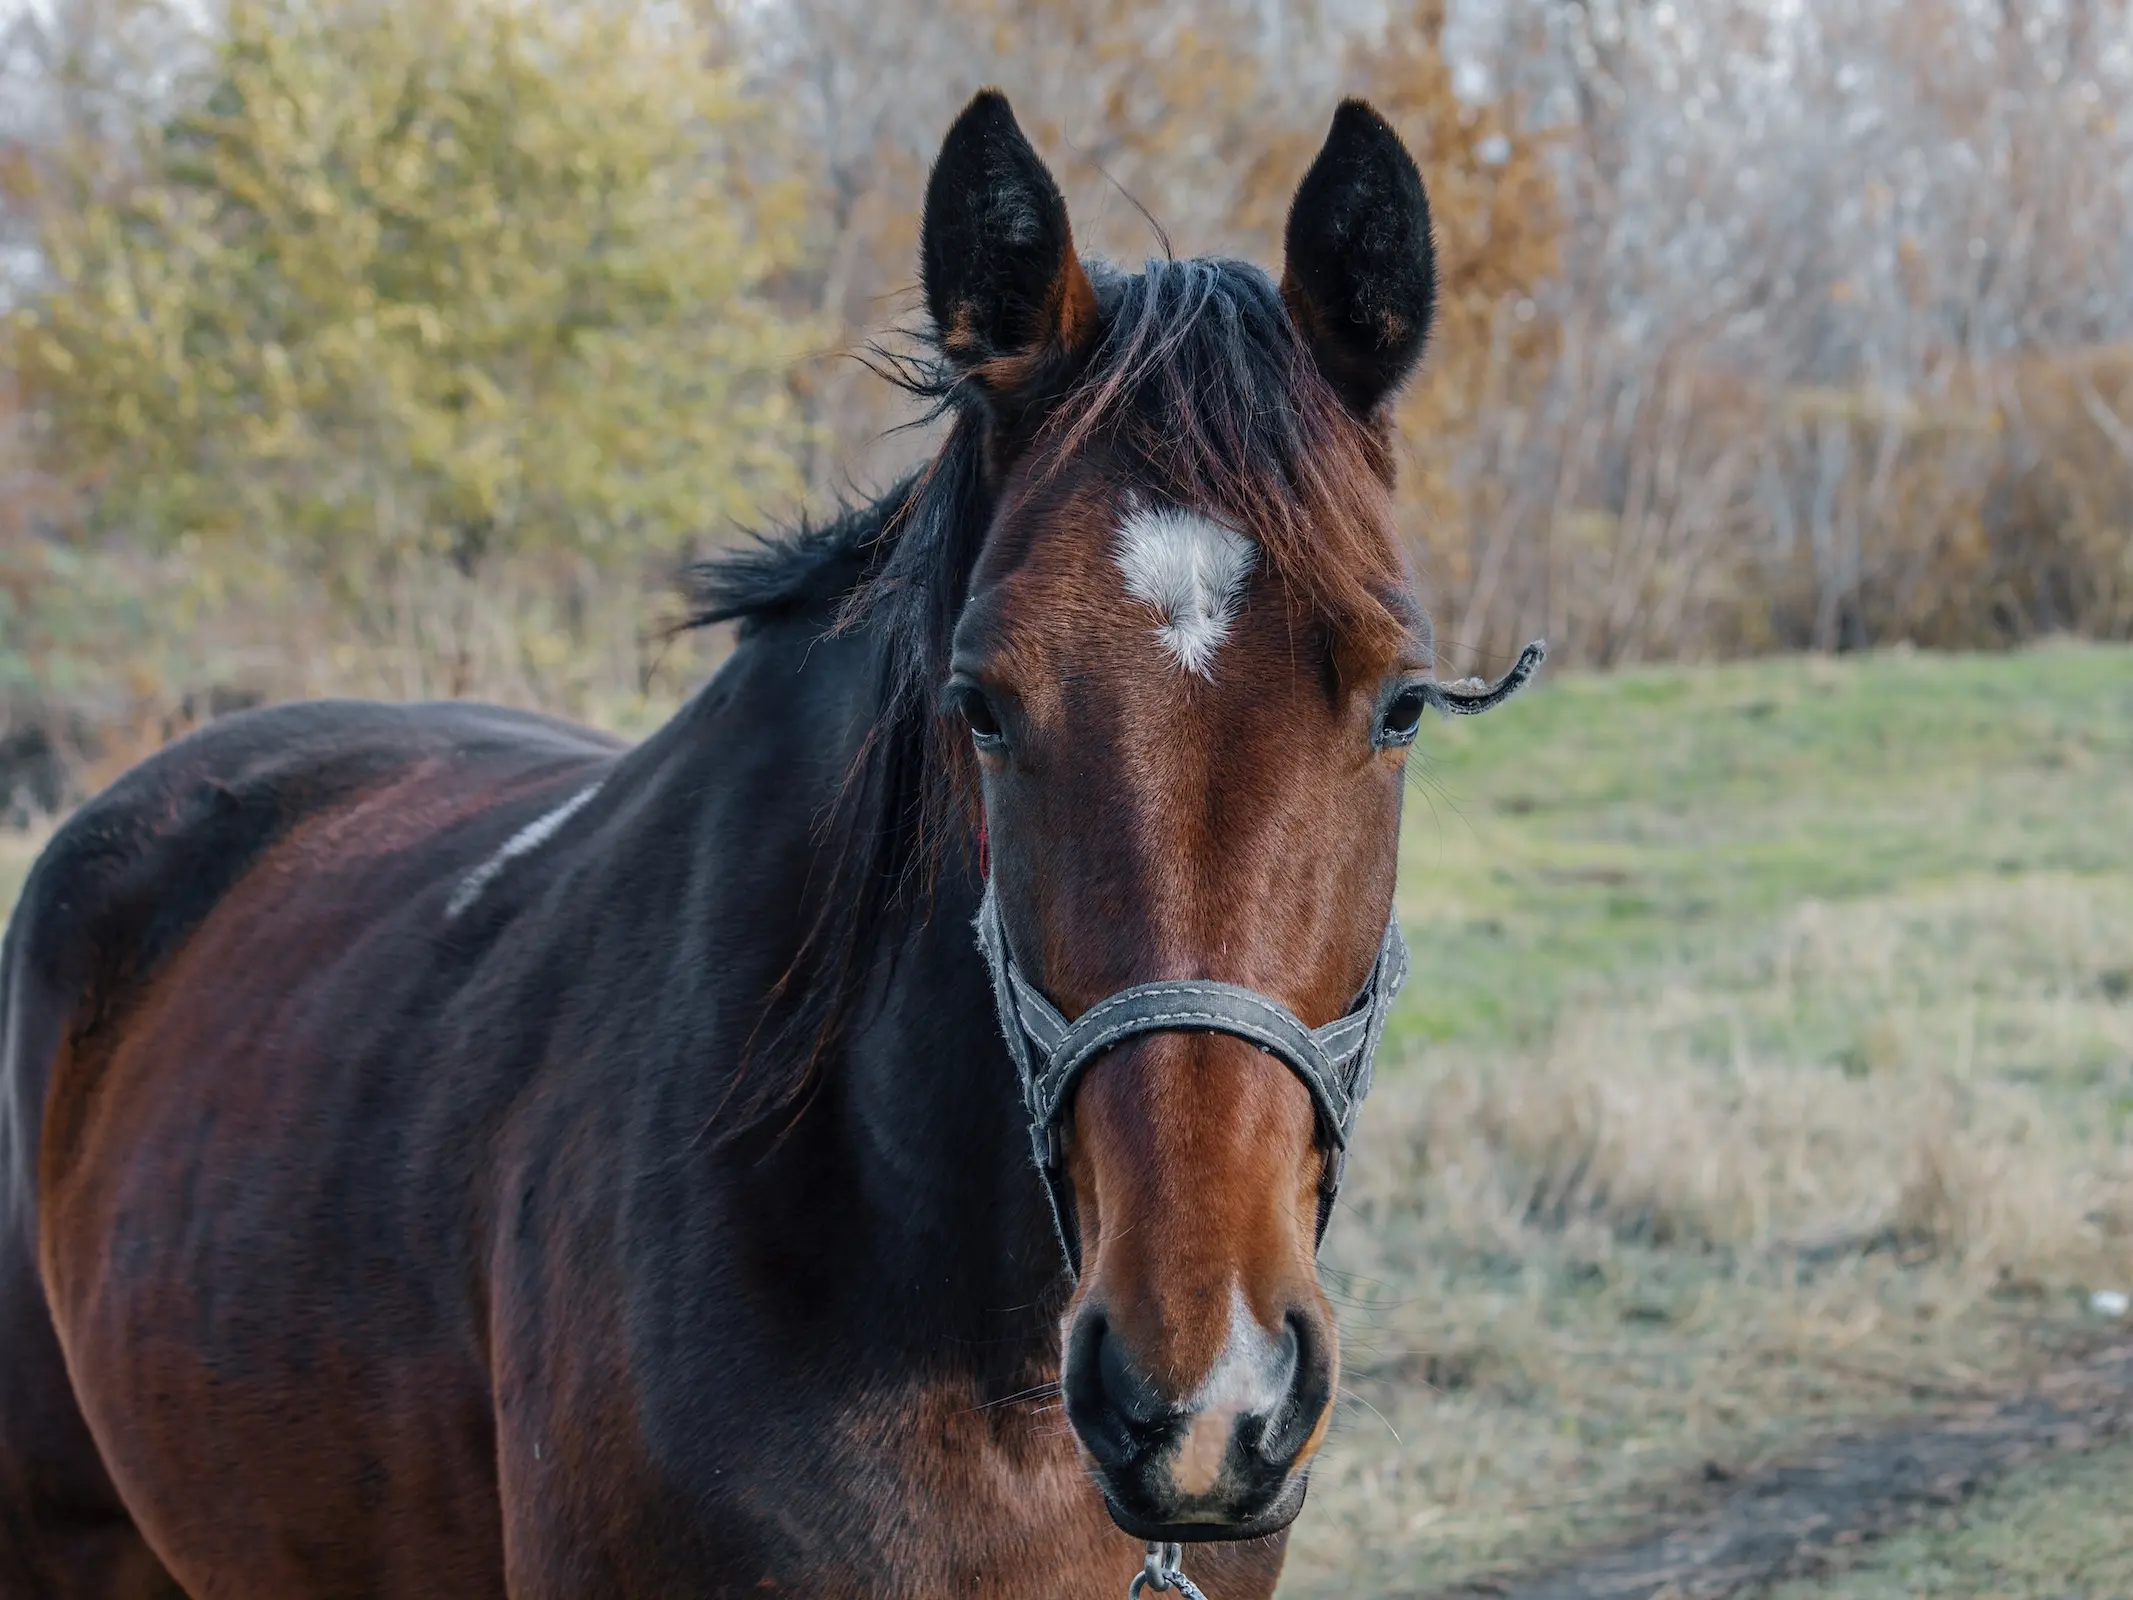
[683,484,912,636]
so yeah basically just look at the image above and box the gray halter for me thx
[974,884,1406,1275]
[968,641,1546,1276]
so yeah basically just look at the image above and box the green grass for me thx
[1281,642,2133,1597]
[1765,1434,2133,1599]
[1388,641,2133,1050]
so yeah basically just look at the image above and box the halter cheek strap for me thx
[972,883,1408,1277]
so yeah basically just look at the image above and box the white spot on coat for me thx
[1114,505,1257,678]
[447,781,602,919]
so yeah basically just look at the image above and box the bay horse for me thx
[0,93,1538,1597]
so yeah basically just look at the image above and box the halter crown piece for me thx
[973,642,1546,1275]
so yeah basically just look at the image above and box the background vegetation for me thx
[5,0,813,747]
[1765,1433,2133,1598]
[5,0,2132,794]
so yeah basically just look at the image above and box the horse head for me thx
[919,91,1442,1543]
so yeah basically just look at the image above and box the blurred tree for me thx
[9,0,813,646]
[1350,0,1564,655]
[744,0,1562,550]
[6,0,2122,738]
[740,0,1321,492]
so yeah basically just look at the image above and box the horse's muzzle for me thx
[1063,1304,1332,1543]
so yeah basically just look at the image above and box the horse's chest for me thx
[768,1382,1285,1597]
[509,1375,1283,1597]
[830,1384,1130,1593]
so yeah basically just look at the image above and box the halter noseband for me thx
[973,883,1407,1276]
[968,642,1545,1277]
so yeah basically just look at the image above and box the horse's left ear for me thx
[1282,100,1437,418]
[921,90,1099,399]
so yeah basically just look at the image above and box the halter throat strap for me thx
[973,883,1408,1277]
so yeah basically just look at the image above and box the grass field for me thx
[6,643,2131,1593]
[1282,641,2133,1596]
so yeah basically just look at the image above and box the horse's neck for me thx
[840,882,1072,1329]
[674,614,1069,1365]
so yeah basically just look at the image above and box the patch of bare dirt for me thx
[1427,1341,2133,1600]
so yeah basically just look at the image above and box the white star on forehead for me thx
[1113,504,1257,677]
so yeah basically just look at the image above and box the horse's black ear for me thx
[1281,100,1437,417]
[921,90,1098,390]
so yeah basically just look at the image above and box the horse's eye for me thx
[948,683,1006,751]
[1374,684,1432,750]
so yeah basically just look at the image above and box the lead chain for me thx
[1127,1542,1211,1600]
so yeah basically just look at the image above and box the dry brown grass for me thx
[0,824,49,921]
[1286,937,2133,1591]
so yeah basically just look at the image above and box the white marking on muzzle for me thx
[446,781,602,919]
[1114,505,1257,678]
[1169,1286,1285,1499]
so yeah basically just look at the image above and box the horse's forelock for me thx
[1037,258,1412,669]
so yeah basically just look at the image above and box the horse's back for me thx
[0,697,618,1595]
[7,696,618,1223]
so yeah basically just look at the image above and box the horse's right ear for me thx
[921,91,1099,397]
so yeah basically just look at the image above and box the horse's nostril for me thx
[1064,1311,1172,1467]
[1096,1321,1167,1431]
[1253,1310,1332,1468]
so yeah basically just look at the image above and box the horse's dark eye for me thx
[948,683,1006,750]
[1375,685,1431,750]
